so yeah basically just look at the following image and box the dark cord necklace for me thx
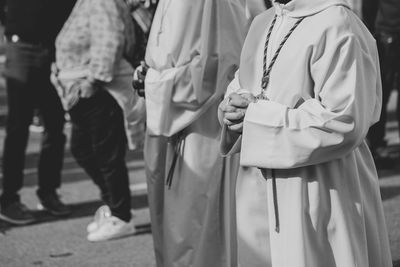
[257,14,305,100]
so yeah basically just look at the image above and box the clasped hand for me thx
[219,92,256,133]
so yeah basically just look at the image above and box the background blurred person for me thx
[141,0,248,266]
[367,0,400,167]
[53,0,145,242]
[362,0,379,33]
[0,0,75,225]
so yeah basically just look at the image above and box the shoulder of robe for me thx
[311,6,372,40]
[250,8,276,30]
[307,5,376,53]
[244,8,275,40]
[310,7,352,35]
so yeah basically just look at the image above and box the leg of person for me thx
[69,102,112,233]
[84,90,135,242]
[70,122,110,203]
[34,55,70,216]
[0,43,36,225]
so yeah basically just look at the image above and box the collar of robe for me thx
[273,0,350,18]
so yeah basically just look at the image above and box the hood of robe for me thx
[272,0,351,18]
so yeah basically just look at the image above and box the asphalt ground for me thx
[0,125,155,267]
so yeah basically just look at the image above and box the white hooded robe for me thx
[221,0,393,266]
[144,0,248,266]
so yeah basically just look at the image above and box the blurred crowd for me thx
[0,0,398,266]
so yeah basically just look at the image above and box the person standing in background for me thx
[367,0,400,167]
[53,0,145,242]
[0,0,75,225]
[141,1,248,266]
[362,0,379,33]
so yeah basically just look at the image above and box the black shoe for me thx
[0,202,36,225]
[37,193,72,216]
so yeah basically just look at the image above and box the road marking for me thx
[130,183,148,195]
[0,158,145,179]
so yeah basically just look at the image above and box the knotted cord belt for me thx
[258,14,305,233]
[165,131,185,189]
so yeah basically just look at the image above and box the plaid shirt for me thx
[55,0,135,82]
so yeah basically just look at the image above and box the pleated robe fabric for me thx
[220,0,393,266]
[143,0,248,266]
[236,167,272,267]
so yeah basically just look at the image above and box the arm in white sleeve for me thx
[219,70,246,156]
[241,34,381,168]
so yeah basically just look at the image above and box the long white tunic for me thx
[221,0,392,266]
[144,1,248,266]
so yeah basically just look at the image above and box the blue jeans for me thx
[0,41,66,208]
[69,90,132,222]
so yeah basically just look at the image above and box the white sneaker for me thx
[87,216,136,242]
[87,205,111,233]
[87,206,137,233]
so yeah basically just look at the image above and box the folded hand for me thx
[219,92,256,133]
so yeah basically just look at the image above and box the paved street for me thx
[0,69,399,266]
[0,126,156,267]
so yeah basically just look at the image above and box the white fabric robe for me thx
[236,167,272,267]
[221,0,392,266]
[144,0,248,266]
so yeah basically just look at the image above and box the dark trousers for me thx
[367,32,400,151]
[0,42,66,208]
[69,90,131,222]
[362,0,379,33]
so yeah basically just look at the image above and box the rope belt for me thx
[165,131,185,189]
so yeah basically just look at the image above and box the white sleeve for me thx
[241,35,381,168]
[219,71,244,156]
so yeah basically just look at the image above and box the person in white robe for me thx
[143,0,248,266]
[219,0,393,266]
